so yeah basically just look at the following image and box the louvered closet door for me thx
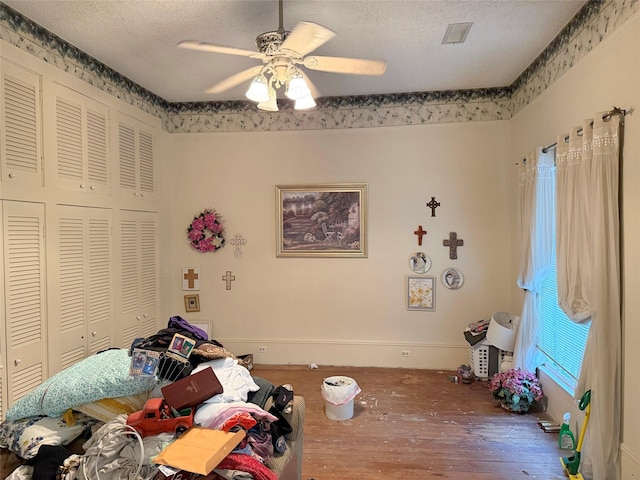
[56,206,112,371]
[118,114,156,200]
[139,214,158,337]
[2,201,47,408]
[0,60,43,186]
[45,82,110,194]
[120,210,158,348]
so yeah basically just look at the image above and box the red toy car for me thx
[126,397,194,438]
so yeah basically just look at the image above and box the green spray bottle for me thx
[558,412,576,450]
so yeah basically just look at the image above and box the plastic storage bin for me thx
[470,339,510,380]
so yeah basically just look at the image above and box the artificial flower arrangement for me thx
[488,368,544,413]
[187,209,225,253]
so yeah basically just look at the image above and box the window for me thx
[537,190,590,390]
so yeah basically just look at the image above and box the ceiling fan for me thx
[177,0,387,111]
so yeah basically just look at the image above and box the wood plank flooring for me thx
[1,365,569,480]
[252,365,568,480]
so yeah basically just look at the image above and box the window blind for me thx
[538,235,590,387]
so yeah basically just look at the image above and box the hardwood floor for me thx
[253,365,568,480]
[1,365,568,480]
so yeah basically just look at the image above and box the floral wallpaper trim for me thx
[168,99,513,133]
[0,0,637,133]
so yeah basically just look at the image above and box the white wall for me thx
[508,12,640,479]
[159,121,512,369]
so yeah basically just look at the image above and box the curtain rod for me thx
[517,107,630,165]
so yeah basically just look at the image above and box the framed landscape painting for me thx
[276,183,367,258]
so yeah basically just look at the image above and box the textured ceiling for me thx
[2,0,586,103]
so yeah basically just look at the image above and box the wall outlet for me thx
[257,346,267,353]
[401,350,411,357]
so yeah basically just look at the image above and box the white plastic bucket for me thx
[321,376,360,421]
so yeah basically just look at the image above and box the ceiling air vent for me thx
[442,22,473,44]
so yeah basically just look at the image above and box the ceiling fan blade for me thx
[303,55,387,76]
[280,22,336,57]
[177,40,260,58]
[205,65,264,94]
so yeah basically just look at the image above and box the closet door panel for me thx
[44,82,110,194]
[87,216,112,354]
[117,114,156,201]
[2,201,47,406]
[58,213,86,369]
[1,60,42,186]
[139,215,158,337]
[119,211,158,348]
[56,206,113,372]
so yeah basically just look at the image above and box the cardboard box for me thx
[161,367,223,411]
[154,427,245,475]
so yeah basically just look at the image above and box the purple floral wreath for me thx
[187,209,225,253]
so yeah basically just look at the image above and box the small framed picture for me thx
[168,333,196,358]
[184,293,200,312]
[142,350,161,376]
[130,348,147,376]
[407,276,436,311]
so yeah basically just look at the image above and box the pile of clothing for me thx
[2,316,295,480]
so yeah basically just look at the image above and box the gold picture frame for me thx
[184,294,200,312]
[276,183,367,258]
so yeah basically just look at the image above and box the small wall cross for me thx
[222,271,236,290]
[183,268,199,289]
[443,232,464,260]
[230,234,247,258]
[426,197,441,217]
[414,226,427,246]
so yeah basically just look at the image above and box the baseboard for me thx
[621,443,640,479]
[220,339,469,369]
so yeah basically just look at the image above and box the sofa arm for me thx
[264,395,305,442]
[265,395,305,479]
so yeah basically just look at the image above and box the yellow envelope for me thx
[154,427,245,475]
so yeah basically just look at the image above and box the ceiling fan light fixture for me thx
[294,94,316,110]
[258,87,279,111]
[285,71,311,100]
[246,75,270,103]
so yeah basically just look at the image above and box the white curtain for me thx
[513,148,555,371]
[555,112,622,479]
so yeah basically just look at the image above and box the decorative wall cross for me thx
[182,268,200,290]
[230,234,247,258]
[222,271,236,290]
[414,226,427,246]
[426,197,441,217]
[443,232,464,260]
